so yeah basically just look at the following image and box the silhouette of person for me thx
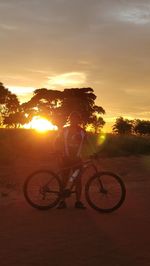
[55,111,87,209]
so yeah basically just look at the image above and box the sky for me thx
[0,0,150,131]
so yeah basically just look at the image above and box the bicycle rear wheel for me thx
[85,171,126,213]
[23,170,62,210]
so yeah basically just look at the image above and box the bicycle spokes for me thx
[24,171,61,209]
[85,172,126,212]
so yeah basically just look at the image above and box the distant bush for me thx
[97,134,150,157]
[112,117,133,135]
[133,120,150,135]
[112,117,150,136]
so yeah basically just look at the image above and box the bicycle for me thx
[23,156,126,213]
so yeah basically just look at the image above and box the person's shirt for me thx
[56,125,86,159]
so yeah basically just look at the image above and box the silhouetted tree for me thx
[0,83,106,131]
[22,87,105,130]
[3,112,29,128]
[21,88,63,122]
[88,116,105,133]
[0,82,20,127]
[60,88,105,126]
[133,119,150,135]
[112,117,133,135]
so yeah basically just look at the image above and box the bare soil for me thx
[0,156,150,266]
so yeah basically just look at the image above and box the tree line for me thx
[0,82,150,135]
[113,117,150,136]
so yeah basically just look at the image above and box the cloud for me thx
[0,24,18,31]
[7,86,35,103]
[0,0,150,122]
[46,72,87,87]
[110,2,150,25]
[25,68,49,74]
[8,86,35,95]
[0,2,13,9]
[118,8,150,24]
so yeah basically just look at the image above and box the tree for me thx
[112,117,133,135]
[3,112,29,128]
[88,116,105,133]
[0,84,106,131]
[21,88,63,122]
[22,87,105,130]
[133,120,150,135]
[0,82,20,127]
[60,88,105,127]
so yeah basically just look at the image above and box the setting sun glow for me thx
[24,116,58,132]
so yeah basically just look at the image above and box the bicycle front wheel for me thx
[23,170,62,210]
[85,171,126,213]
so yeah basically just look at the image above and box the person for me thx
[54,111,87,209]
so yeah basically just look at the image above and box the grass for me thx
[96,133,150,157]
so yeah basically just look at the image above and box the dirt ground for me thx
[0,156,150,266]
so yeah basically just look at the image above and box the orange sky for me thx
[0,0,150,132]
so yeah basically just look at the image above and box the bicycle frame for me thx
[55,159,99,197]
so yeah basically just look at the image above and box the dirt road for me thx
[0,156,150,266]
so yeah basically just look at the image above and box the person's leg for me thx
[75,170,86,209]
[57,158,70,208]
[61,169,70,189]
[75,174,82,202]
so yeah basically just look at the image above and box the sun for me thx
[24,116,58,132]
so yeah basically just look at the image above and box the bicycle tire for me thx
[23,170,62,210]
[85,171,126,213]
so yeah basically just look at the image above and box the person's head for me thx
[68,111,82,126]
